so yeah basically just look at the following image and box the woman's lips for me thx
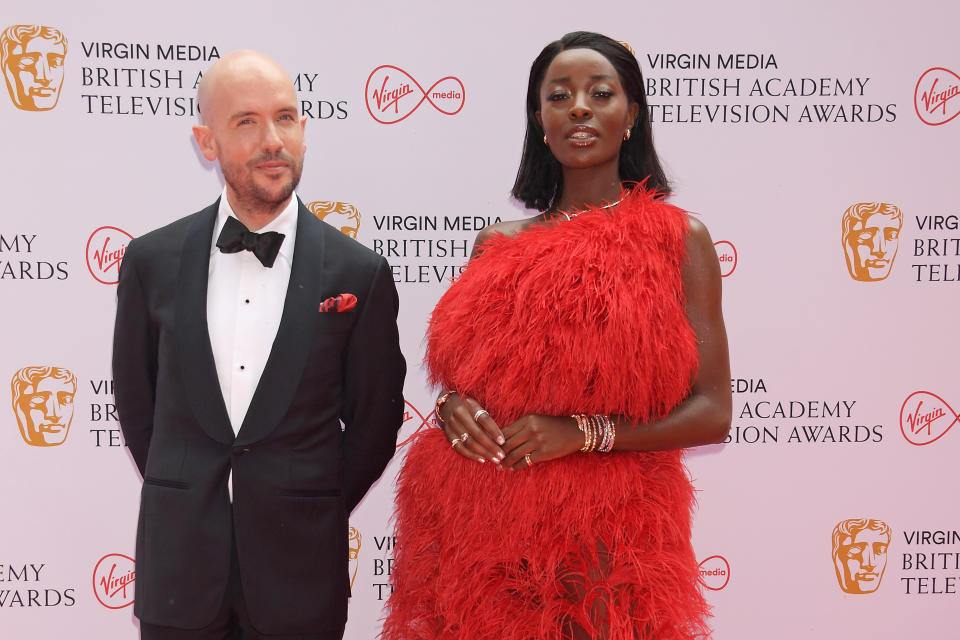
[566,127,599,146]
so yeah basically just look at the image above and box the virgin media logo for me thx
[698,555,731,591]
[713,240,737,277]
[92,553,135,609]
[365,65,465,124]
[900,391,958,445]
[396,400,434,448]
[914,68,960,126]
[86,226,131,285]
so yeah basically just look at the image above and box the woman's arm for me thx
[499,215,732,469]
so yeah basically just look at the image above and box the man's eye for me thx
[856,231,875,242]
[60,393,74,405]
[28,394,46,407]
[886,229,899,240]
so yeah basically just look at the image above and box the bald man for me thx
[112,50,405,640]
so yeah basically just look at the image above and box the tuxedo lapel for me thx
[175,201,235,445]
[235,202,325,445]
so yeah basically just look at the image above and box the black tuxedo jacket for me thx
[112,199,405,634]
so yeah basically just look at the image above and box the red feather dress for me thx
[382,188,710,639]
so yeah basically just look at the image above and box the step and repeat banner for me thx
[1,1,956,638]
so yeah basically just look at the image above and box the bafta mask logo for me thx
[841,203,902,282]
[832,518,891,594]
[1,25,68,111]
[11,366,77,447]
[348,526,362,589]
[307,201,361,239]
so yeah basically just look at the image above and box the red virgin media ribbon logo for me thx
[86,226,132,285]
[396,400,435,448]
[698,555,731,591]
[713,240,737,277]
[914,68,960,126]
[92,553,135,609]
[900,391,959,445]
[365,65,465,124]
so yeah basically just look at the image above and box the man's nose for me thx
[871,233,887,255]
[261,121,283,152]
[861,547,876,570]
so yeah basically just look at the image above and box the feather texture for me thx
[383,188,709,639]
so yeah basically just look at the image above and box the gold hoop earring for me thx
[623,129,631,141]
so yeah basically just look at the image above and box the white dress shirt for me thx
[207,189,299,434]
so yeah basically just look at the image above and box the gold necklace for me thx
[555,196,624,221]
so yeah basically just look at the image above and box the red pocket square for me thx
[319,293,357,313]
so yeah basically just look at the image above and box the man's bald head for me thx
[197,50,295,127]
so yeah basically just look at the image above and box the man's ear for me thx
[192,125,218,162]
[300,115,307,155]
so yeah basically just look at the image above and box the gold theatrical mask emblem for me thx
[1,25,68,111]
[832,518,891,594]
[348,526,362,590]
[842,203,902,282]
[11,366,77,446]
[307,201,361,239]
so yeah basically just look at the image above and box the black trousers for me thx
[139,530,345,640]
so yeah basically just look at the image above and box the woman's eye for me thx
[548,92,569,102]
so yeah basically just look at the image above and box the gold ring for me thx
[524,453,534,468]
[473,409,489,422]
[460,432,470,443]
[450,439,462,447]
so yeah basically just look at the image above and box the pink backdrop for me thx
[2,1,957,637]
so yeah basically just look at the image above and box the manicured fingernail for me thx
[497,436,505,445]
[477,458,486,464]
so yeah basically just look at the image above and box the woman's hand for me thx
[438,393,506,464]
[500,414,584,470]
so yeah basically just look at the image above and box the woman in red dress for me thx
[383,31,731,639]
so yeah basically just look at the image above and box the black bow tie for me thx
[215,216,285,268]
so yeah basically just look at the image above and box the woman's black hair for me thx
[510,31,670,211]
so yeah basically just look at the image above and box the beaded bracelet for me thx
[573,413,616,452]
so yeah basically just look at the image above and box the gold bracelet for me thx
[434,390,457,425]
[573,414,590,452]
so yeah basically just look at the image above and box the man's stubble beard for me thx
[222,151,304,215]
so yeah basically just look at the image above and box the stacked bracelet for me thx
[573,414,616,452]
[434,390,457,426]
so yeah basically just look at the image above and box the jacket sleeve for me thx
[340,257,406,512]
[112,240,158,477]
